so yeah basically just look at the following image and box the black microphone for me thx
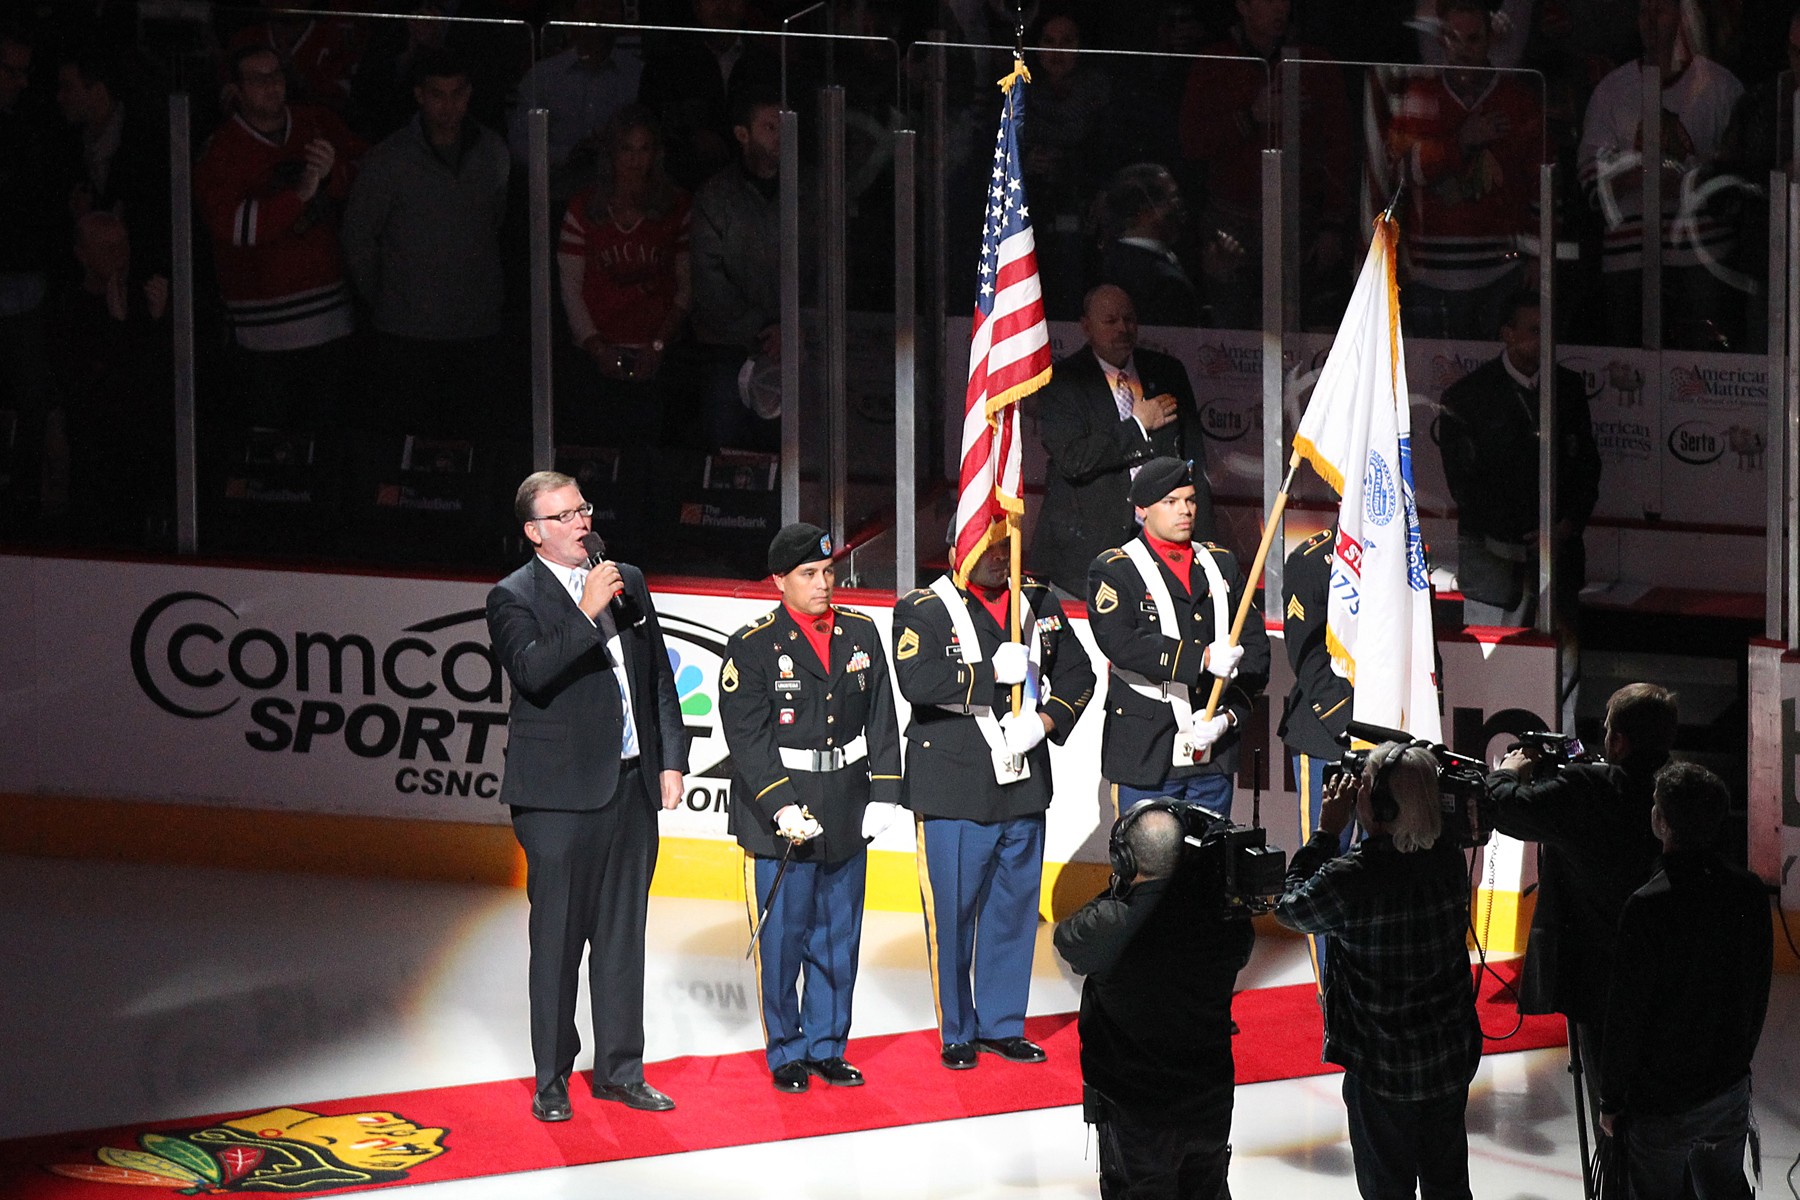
[579,532,644,629]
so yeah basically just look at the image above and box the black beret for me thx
[1128,457,1193,507]
[768,522,833,576]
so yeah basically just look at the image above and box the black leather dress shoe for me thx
[771,1062,810,1092]
[592,1081,676,1111]
[940,1041,978,1070]
[804,1057,865,1087]
[531,1077,572,1122]
[978,1036,1046,1063]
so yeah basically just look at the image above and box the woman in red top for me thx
[557,105,691,446]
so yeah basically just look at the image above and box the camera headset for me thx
[1364,742,1414,825]
[1109,798,1197,892]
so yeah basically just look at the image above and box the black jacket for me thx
[1438,356,1600,544]
[1087,537,1269,787]
[1055,868,1253,1125]
[893,577,1094,822]
[1485,759,1662,1019]
[1600,849,1772,1117]
[486,557,688,812]
[1029,346,1214,597]
[1277,527,1352,761]
[717,604,901,862]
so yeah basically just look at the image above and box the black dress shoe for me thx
[531,1077,572,1122]
[978,1036,1046,1063]
[940,1041,978,1070]
[771,1062,810,1092]
[803,1056,865,1086]
[592,1081,676,1111]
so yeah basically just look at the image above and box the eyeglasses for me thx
[531,502,593,524]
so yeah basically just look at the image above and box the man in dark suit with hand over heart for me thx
[1029,284,1215,598]
[487,470,689,1122]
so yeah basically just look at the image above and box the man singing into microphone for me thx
[487,471,689,1122]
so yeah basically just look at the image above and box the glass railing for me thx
[0,13,1787,619]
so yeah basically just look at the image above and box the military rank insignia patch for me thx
[896,628,920,660]
[721,659,740,692]
[1286,595,1305,620]
[1094,582,1119,614]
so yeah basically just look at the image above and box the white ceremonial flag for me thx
[1291,215,1440,741]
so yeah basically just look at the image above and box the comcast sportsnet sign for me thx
[0,559,770,828]
[130,590,512,802]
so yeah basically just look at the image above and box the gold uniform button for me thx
[826,715,835,724]
[827,736,835,745]
[826,692,833,700]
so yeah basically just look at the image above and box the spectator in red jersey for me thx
[1386,0,1545,339]
[557,105,692,449]
[1178,0,1356,329]
[194,44,365,439]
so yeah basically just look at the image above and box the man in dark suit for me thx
[1096,163,1202,328]
[893,537,1094,1069]
[487,470,690,1122]
[1438,291,1601,628]
[718,522,902,1093]
[1087,457,1268,819]
[1029,283,1214,598]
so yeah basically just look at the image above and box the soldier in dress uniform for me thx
[893,535,1095,1070]
[1087,457,1270,819]
[718,523,903,1093]
[1276,523,1355,992]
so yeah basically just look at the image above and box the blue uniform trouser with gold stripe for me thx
[917,813,1044,1046]
[1294,752,1355,993]
[746,851,866,1070]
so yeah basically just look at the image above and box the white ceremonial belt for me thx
[778,735,868,772]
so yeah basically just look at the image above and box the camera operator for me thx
[1274,743,1481,1200]
[1485,683,1676,1111]
[1054,802,1255,1200]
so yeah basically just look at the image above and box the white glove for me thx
[1190,713,1231,752]
[1206,640,1245,680]
[774,804,823,842]
[861,801,900,841]
[999,710,1047,756]
[990,641,1029,685]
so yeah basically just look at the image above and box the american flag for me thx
[952,59,1052,584]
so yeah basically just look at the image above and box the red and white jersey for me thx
[194,106,365,351]
[557,187,692,346]
[1387,71,1544,292]
[1578,55,1744,273]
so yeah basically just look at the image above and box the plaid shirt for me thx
[1275,831,1481,1101]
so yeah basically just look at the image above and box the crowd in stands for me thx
[0,0,1792,566]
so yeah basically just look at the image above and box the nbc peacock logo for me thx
[668,648,714,722]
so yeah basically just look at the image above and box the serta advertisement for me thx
[2,555,1558,870]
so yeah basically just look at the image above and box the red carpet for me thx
[0,963,1562,1197]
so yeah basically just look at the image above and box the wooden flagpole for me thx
[1199,451,1303,720]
